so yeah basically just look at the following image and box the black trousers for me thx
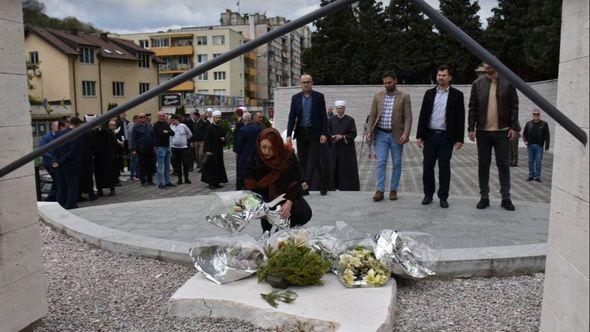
[45,166,58,201]
[422,129,454,200]
[296,127,327,190]
[171,147,191,182]
[137,149,154,184]
[476,130,511,199]
[261,198,312,232]
[56,169,79,210]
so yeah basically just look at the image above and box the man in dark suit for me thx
[235,112,263,190]
[416,65,465,208]
[286,74,329,196]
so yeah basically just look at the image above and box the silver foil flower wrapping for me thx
[189,234,264,284]
[206,191,267,234]
[374,230,438,279]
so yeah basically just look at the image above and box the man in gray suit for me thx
[366,71,412,202]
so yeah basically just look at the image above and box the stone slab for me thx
[169,273,397,332]
[0,73,30,127]
[0,18,26,75]
[0,174,37,236]
[0,125,35,182]
[0,0,23,23]
[0,223,44,289]
[0,270,47,332]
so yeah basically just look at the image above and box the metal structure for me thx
[0,0,586,178]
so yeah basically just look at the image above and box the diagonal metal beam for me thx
[0,0,360,178]
[412,0,587,146]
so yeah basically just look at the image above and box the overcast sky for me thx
[42,0,498,34]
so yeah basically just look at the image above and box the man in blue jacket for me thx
[39,120,64,201]
[235,112,263,190]
[53,118,83,209]
[132,113,156,186]
[286,74,329,196]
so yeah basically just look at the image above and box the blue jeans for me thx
[527,144,544,179]
[156,147,172,186]
[375,130,404,192]
[130,150,138,177]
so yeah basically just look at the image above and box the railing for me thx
[159,63,193,72]
[0,0,586,178]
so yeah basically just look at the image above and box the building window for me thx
[151,37,170,47]
[138,53,150,68]
[197,54,208,63]
[212,35,225,45]
[212,53,222,58]
[197,72,208,80]
[213,89,226,96]
[139,39,149,48]
[197,89,208,94]
[29,51,39,64]
[178,55,190,65]
[112,82,125,96]
[139,82,150,94]
[82,81,96,96]
[213,71,226,80]
[80,47,94,64]
[196,36,207,45]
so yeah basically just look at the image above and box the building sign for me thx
[160,93,182,107]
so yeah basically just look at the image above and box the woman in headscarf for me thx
[245,128,312,232]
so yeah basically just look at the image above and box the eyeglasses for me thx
[300,81,312,84]
[533,114,540,116]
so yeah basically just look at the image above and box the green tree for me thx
[436,0,483,83]
[22,0,102,34]
[379,0,436,83]
[348,0,386,84]
[301,0,357,84]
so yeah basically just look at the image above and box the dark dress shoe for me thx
[208,184,218,190]
[185,179,192,184]
[320,188,327,196]
[476,198,490,209]
[440,200,449,208]
[177,180,183,185]
[421,196,433,205]
[165,183,176,187]
[158,185,166,189]
[534,178,542,182]
[501,199,515,211]
[373,191,384,202]
[526,177,534,181]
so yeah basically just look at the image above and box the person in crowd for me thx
[201,110,228,189]
[523,109,550,182]
[286,74,329,196]
[126,114,140,181]
[416,65,465,208]
[112,118,126,185]
[245,128,312,233]
[170,114,194,184]
[77,114,98,202]
[53,117,83,209]
[366,71,412,202]
[253,111,264,126]
[328,100,360,191]
[193,110,209,171]
[327,106,334,118]
[132,113,155,186]
[267,107,275,127]
[38,120,64,201]
[183,110,198,171]
[61,115,71,126]
[93,121,118,196]
[235,112,263,190]
[233,107,246,154]
[468,61,520,211]
[153,111,175,189]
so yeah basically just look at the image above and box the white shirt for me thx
[170,123,193,148]
[429,86,449,130]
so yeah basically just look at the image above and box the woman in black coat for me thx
[245,128,312,232]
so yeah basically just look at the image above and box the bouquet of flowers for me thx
[189,234,265,284]
[336,246,391,288]
[206,191,267,233]
[374,230,437,279]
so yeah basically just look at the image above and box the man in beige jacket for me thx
[366,71,412,201]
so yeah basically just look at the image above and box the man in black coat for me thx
[416,65,465,208]
[94,122,119,196]
[286,74,329,196]
[328,100,360,191]
[201,110,228,189]
[53,118,83,209]
[235,112,263,190]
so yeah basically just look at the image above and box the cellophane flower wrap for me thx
[336,246,391,288]
[206,191,267,233]
[189,234,264,284]
[374,230,437,279]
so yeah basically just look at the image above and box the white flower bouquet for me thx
[206,191,267,233]
[336,246,391,288]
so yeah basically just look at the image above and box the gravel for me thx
[35,224,544,331]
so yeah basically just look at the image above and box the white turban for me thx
[84,114,96,122]
[206,108,214,114]
[212,110,222,117]
[334,100,346,107]
[239,106,248,112]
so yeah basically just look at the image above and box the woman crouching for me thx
[244,128,312,232]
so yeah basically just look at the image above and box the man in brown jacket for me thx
[366,71,412,202]
[468,62,520,211]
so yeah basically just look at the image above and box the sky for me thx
[42,0,498,34]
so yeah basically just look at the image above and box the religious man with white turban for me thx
[328,100,360,191]
[201,110,228,189]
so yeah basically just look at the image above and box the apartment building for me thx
[219,9,312,104]
[118,28,257,106]
[25,26,160,129]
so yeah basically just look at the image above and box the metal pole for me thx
[0,0,359,178]
[411,0,587,146]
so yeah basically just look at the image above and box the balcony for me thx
[153,46,194,57]
[160,63,193,73]
[169,81,194,92]
[246,51,257,61]
[245,67,257,76]
[248,83,257,92]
